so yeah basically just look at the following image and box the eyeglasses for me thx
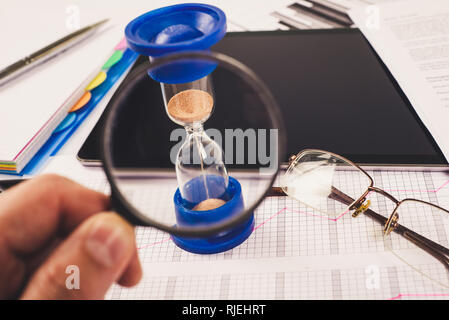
[269,149,449,289]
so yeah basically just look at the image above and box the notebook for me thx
[0,1,150,173]
[0,0,292,174]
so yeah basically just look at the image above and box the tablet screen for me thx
[78,29,447,166]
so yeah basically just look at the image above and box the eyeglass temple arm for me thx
[267,186,449,266]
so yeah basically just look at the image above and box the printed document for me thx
[349,0,449,161]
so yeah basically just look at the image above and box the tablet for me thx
[77,29,448,168]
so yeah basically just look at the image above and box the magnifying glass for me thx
[101,4,286,254]
[101,50,286,253]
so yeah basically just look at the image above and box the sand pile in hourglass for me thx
[167,89,214,123]
[167,89,226,211]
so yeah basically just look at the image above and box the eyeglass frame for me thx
[269,149,449,271]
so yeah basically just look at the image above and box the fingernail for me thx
[85,221,128,268]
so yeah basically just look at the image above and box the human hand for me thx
[0,174,142,299]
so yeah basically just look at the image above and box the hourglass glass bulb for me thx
[176,125,229,210]
[158,74,229,210]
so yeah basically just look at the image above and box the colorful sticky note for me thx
[114,38,127,51]
[102,50,124,70]
[0,162,16,171]
[53,113,77,134]
[69,91,92,112]
[0,164,16,168]
[85,71,107,91]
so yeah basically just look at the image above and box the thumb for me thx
[21,213,142,299]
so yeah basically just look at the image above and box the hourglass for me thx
[102,3,285,254]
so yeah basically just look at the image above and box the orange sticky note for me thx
[70,91,92,112]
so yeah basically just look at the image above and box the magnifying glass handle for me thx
[0,179,28,193]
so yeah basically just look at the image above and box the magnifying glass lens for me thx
[103,52,284,240]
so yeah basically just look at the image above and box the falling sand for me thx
[167,89,213,123]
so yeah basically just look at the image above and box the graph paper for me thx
[43,159,449,300]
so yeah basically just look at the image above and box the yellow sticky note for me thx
[85,71,107,91]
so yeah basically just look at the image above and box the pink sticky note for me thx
[114,38,127,51]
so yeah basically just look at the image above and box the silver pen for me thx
[0,19,108,87]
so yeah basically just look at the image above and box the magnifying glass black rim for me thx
[101,50,287,237]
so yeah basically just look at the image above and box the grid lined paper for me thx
[81,169,449,300]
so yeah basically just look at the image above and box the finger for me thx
[117,249,142,287]
[20,212,140,300]
[0,242,26,299]
[0,174,109,256]
[0,174,109,298]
